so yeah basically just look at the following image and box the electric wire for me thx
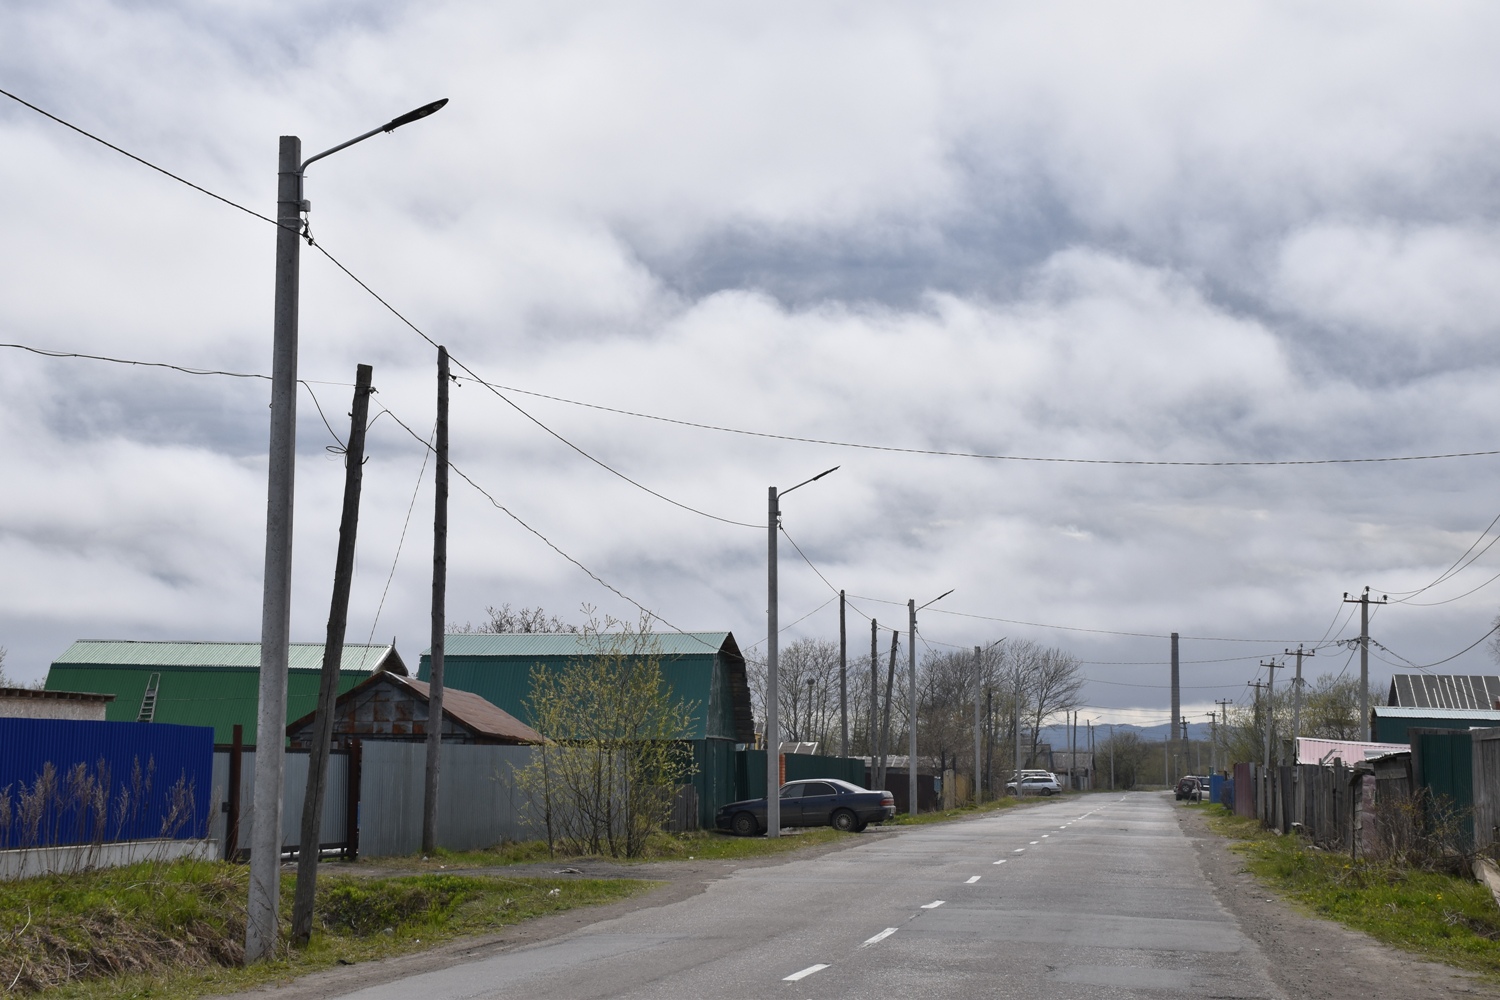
[0,84,755,530]
[0,86,279,229]
[465,375,1500,468]
[1365,624,1500,671]
[9,84,1500,472]
[1377,509,1500,601]
[362,418,436,653]
[304,241,758,529]
[372,403,724,651]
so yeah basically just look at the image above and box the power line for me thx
[371,403,724,653]
[303,240,759,529]
[462,375,1500,468]
[0,86,279,229]
[7,85,1500,473]
[1368,623,1500,671]
[1378,509,1500,601]
[0,81,756,531]
[1085,677,1246,689]
[363,417,436,652]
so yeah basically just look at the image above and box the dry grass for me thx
[0,858,649,998]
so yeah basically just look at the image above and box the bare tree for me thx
[745,638,841,748]
[1010,641,1084,766]
[451,603,582,634]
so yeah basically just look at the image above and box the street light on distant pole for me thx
[766,466,838,839]
[909,589,953,816]
[248,99,448,964]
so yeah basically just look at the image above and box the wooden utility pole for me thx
[1344,588,1387,740]
[839,591,848,759]
[973,646,982,804]
[422,347,450,855]
[877,628,899,791]
[292,363,373,945]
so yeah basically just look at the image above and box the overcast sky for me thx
[4,2,1500,726]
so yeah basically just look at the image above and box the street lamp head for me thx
[384,98,449,133]
[780,465,840,498]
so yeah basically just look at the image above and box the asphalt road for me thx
[329,792,1284,999]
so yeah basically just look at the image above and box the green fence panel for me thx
[1414,729,1474,847]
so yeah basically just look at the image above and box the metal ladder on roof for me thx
[136,673,160,723]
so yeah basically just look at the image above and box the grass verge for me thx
[363,826,849,871]
[0,857,651,999]
[887,795,1028,827]
[1204,805,1500,976]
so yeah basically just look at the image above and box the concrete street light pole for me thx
[765,467,837,839]
[908,589,953,816]
[248,99,448,964]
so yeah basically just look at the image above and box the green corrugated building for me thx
[44,640,405,746]
[417,632,754,826]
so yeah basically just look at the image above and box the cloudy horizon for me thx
[4,2,1500,727]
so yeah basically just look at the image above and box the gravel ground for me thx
[1176,802,1500,999]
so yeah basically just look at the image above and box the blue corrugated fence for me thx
[0,718,213,849]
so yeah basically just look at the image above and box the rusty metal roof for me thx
[284,671,543,744]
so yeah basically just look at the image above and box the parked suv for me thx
[1006,774,1062,796]
[1174,776,1209,801]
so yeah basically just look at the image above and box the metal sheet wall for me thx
[209,750,347,855]
[357,742,539,857]
[0,718,212,848]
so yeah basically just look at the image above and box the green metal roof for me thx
[45,640,401,745]
[432,633,733,658]
[418,632,752,742]
[54,640,399,672]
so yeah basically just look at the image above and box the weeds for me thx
[1206,805,1500,975]
[0,858,649,998]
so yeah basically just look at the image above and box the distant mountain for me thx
[1037,721,1211,746]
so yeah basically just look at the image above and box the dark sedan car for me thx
[715,778,896,835]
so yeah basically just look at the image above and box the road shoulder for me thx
[1176,802,1498,999]
[208,828,889,999]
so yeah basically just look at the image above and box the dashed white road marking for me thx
[992,859,1008,865]
[920,900,946,909]
[1041,834,1050,838]
[784,964,829,982]
[861,928,898,947]
[965,875,981,884]
[1029,840,1039,845]
[1012,847,1025,853]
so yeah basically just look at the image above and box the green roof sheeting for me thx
[418,632,753,742]
[45,641,402,746]
[54,640,398,673]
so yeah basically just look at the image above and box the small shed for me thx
[45,640,406,746]
[0,687,115,722]
[286,671,542,750]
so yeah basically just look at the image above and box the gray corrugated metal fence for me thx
[211,749,348,857]
[358,743,539,857]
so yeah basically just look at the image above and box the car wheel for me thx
[732,811,758,836]
[854,820,869,832]
[831,809,859,832]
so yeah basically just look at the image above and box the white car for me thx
[1006,774,1062,796]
